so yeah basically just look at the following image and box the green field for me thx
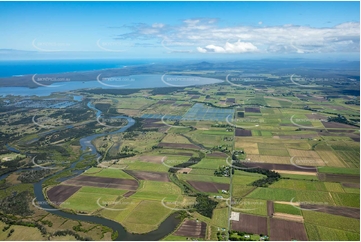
[302,210,360,233]
[274,203,301,215]
[84,167,135,179]
[305,223,360,241]
[178,173,230,184]
[131,181,181,201]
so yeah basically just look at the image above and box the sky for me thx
[0,1,360,60]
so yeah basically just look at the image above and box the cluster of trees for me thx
[17,169,53,183]
[53,229,92,241]
[0,215,47,236]
[0,156,26,176]
[328,114,358,126]
[214,166,230,177]
[0,191,33,216]
[168,157,202,173]
[194,194,218,218]
[233,164,280,187]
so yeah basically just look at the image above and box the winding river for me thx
[3,101,180,240]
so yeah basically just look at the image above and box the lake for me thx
[0,74,222,97]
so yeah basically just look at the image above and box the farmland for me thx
[0,58,359,241]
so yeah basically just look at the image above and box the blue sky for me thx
[0,1,359,60]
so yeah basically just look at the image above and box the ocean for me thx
[0,59,151,77]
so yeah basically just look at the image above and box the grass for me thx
[0,223,44,240]
[84,167,135,179]
[317,166,360,175]
[131,181,181,201]
[270,179,327,192]
[122,200,172,233]
[232,198,268,216]
[331,192,360,208]
[302,210,360,233]
[211,207,228,228]
[125,160,170,172]
[232,174,265,186]
[61,192,119,213]
[274,203,301,215]
[178,173,230,184]
[162,235,189,241]
[324,182,345,193]
[305,223,360,241]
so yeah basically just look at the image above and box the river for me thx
[3,101,180,240]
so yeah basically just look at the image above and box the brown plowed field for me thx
[62,175,138,190]
[245,107,261,113]
[235,129,252,137]
[342,183,360,188]
[174,219,207,238]
[317,173,360,183]
[187,180,229,193]
[300,204,360,219]
[231,214,268,235]
[158,142,201,150]
[240,162,317,172]
[123,191,136,197]
[267,200,274,217]
[322,121,358,129]
[125,170,170,182]
[207,152,228,158]
[47,185,81,204]
[270,218,308,241]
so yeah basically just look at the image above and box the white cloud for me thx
[258,21,263,25]
[198,40,258,53]
[118,19,360,54]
